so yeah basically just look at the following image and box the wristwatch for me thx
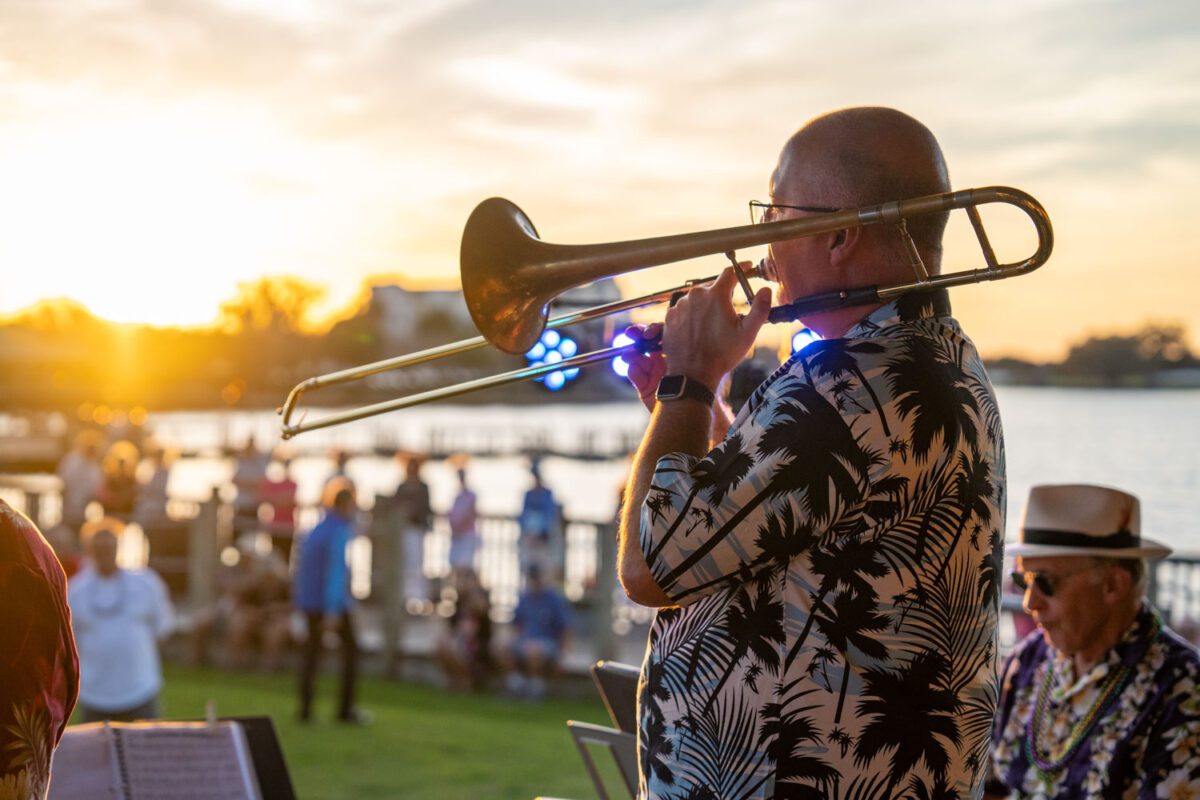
[655,375,715,406]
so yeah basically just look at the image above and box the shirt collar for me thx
[843,288,952,339]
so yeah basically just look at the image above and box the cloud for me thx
[0,0,1197,353]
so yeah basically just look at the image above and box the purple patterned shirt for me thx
[988,603,1200,798]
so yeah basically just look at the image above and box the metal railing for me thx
[0,475,630,667]
[5,474,1196,662]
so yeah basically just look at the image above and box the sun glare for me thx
[0,97,346,327]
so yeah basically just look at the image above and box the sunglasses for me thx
[1010,566,1098,598]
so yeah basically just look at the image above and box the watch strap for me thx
[655,375,715,406]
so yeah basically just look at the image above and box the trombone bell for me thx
[460,198,550,357]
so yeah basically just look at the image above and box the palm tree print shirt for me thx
[637,290,1005,799]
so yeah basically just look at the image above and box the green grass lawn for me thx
[148,663,614,799]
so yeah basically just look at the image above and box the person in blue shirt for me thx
[518,460,561,580]
[294,485,368,724]
[503,564,571,700]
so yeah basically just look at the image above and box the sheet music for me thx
[114,722,262,800]
[51,720,283,800]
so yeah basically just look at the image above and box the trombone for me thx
[278,185,1052,439]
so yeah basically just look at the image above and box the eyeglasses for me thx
[749,200,841,225]
[1010,566,1099,598]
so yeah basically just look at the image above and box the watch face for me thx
[657,375,685,397]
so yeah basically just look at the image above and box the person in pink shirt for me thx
[446,466,479,586]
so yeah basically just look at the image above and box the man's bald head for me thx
[773,107,951,267]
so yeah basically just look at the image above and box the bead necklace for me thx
[1023,612,1162,783]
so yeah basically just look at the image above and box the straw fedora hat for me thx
[1008,483,1172,559]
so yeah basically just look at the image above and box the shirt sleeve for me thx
[639,364,877,606]
[149,571,174,639]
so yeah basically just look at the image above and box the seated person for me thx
[192,543,291,671]
[500,565,571,700]
[987,484,1200,798]
[436,568,493,692]
[0,499,79,798]
[227,549,293,673]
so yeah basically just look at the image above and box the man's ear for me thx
[829,225,863,265]
[1102,565,1132,603]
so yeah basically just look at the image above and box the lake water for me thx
[997,387,1199,553]
[145,386,1200,554]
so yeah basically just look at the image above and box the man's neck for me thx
[803,303,886,340]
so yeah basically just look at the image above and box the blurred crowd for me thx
[42,430,585,730]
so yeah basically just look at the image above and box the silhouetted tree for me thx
[1060,323,1195,385]
[218,275,325,334]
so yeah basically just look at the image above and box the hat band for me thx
[1022,527,1138,550]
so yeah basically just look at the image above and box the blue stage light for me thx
[791,328,821,353]
[525,331,580,390]
[611,332,634,378]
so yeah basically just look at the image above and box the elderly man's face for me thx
[1017,555,1110,657]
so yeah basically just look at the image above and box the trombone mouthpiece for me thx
[751,257,777,283]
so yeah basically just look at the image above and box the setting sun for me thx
[0,95,382,326]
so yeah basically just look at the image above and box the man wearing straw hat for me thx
[986,484,1200,798]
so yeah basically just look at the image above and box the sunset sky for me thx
[0,0,1197,359]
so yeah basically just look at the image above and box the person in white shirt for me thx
[68,518,173,722]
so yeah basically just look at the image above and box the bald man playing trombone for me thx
[619,107,1006,799]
